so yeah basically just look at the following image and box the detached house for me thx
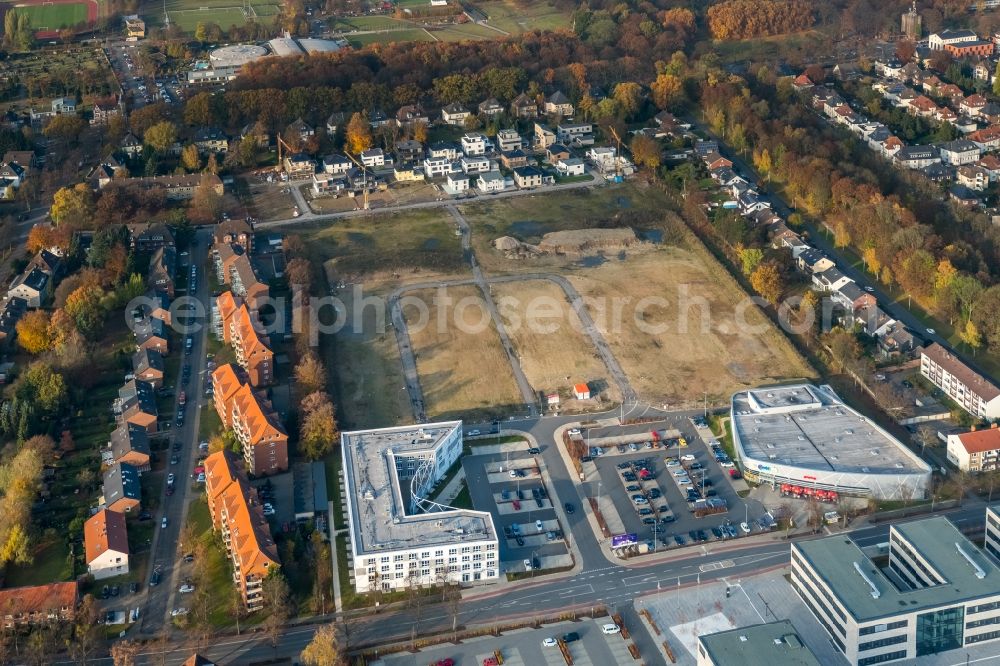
[85,509,129,580]
[496,129,522,152]
[128,222,175,253]
[461,133,488,156]
[962,93,988,116]
[148,246,175,298]
[395,104,428,127]
[939,139,981,165]
[510,93,538,119]
[544,90,574,116]
[6,267,49,308]
[894,145,939,169]
[441,103,470,125]
[478,98,504,117]
[192,127,229,154]
[513,165,544,189]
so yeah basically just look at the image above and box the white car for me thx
[161,517,168,529]
[602,623,621,635]
[740,522,751,534]
[680,454,696,462]
[720,461,735,468]
[171,607,189,617]
[673,469,689,477]
[535,519,543,531]
[262,504,275,516]
[926,328,936,336]
[523,558,532,571]
[666,459,680,467]
[166,473,175,485]
[542,637,558,647]
[178,584,195,593]
[568,428,581,435]
[467,429,481,436]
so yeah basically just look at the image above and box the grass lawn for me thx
[346,29,433,47]
[324,454,344,530]
[450,484,472,509]
[4,538,71,587]
[185,496,239,628]
[330,15,409,31]
[12,3,88,30]
[199,400,222,441]
[431,24,498,41]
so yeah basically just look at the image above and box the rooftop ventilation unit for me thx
[956,542,986,579]
[854,561,881,599]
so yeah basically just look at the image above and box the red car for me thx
[435,660,455,666]
[728,469,742,479]
[512,499,521,510]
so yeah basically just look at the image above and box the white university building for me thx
[342,421,498,594]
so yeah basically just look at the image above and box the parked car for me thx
[562,631,579,642]
[527,447,541,454]
[523,558,532,571]
[602,624,621,635]
[179,584,195,593]
[564,502,574,514]
[542,637,557,647]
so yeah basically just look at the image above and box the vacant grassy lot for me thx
[471,0,571,33]
[460,182,682,275]
[300,209,468,427]
[404,285,522,420]
[493,279,620,406]
[569,244,815,407]
[166,7,247,32]
[300,208,465,287]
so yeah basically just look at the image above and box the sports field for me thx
[470,0,570,34]
[147,0,280,31]
[10,2,89,29]
[345,28,433,47]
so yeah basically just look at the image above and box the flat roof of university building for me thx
[732,384,928,476]
[342,421,496,558]
[698,621,822,666]
[794,517,1000,622]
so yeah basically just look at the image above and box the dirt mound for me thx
[537,228,639,255]
[493,227,641,259]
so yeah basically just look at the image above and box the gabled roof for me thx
[10,267,48,293]
[441,102,468,114]
[547,90,571,105]
[953,427,1000,454]
[110,422,151,461]
[103,462,141,505]
[134,315,166,343]
[132,347,164,375]
[922,342,1000,401]
[85,508,129,563]
[0,582,77,616]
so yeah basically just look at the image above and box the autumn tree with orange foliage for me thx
[707,0,813,40]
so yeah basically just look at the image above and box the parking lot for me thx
[461,442,571,574]
[377,618,635,666]
[581,419,771,552]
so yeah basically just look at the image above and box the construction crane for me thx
[607,126,625,183]
[276,135,295,177]
[344,151,371,211]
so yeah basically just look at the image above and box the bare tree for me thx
[68,594,100,665]
[915,425,938,457]
[109,639,138,666]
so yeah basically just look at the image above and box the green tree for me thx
[49,184,94,227]
[738,246,764,276]
[42,115,85,143]
[194,22,208,42]
[993,61,1000,96]
[144,121,177,153]
[15,362,67,415]
[612,82,643,119]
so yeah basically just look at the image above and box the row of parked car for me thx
[618,459,673,526]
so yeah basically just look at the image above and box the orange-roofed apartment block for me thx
[217,292,273,387]
[211,363,288,476]
[203,450,280,611]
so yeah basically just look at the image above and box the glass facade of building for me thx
[916,606,965,656]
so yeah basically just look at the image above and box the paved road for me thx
[140,228,213,633]
[486,272,636,402]
[257,177,601,229]
[448,204,537,414]
[62,500,990,664]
